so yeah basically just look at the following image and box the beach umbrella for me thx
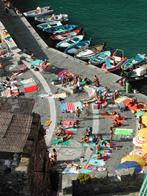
[130,149,145,157]
[116,161,142,174]
[142,115,147,126]
[121,154,146,167]
[133,136,147,148]
[137,128,147,138]
[142,143,147,154]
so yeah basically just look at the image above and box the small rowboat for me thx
[126,64,147,82]
[37,21,62,30]
[23,6,53,18]
[50,28,81,41]
[35,13,69,23]
[89,51,111,65]
[56,35,84,48]
[76,44,104,60]
[121,53,146,71]
[43,24,78,34]
[65,40,91,55]
[101,57,126,72]
[101,49,126,72]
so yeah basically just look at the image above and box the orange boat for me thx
[50,28,81,41]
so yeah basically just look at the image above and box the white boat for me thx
[37,21,62,30]
[76,44,104,60]
[35,13,69,23]
[23,6,54,18]
[127,64,147,81]
[56,35,84,48]
[76,48,98,60]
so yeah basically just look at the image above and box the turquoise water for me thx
[14,0,147,93]
[15,0,147,57]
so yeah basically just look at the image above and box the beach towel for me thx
[38,92,67,99]
[115,96,128,104]
[57,69,68,78]
[61,120,76,127]
[66,102,74,112]
[44,119,52,127]
[31,59,43,66]
[114,128,133,136]
[123,98,133,106]
[82,142,96,147]
[65,128,78,133]
[1,88,11,97]
[51,139,69,146]
[20,78,35,84]
[63,167,80,174]
[24,85,38,93]
[88,155,105,166]
[74,101,83,110]
[80,169,91,174]
[60,103,67,113]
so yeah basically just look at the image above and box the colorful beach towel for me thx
[114,128,133,136]
[63,167,80,174]
[60,103,67,113]
[61,120,77,127]
[66,102,74,112]
[31,59,43,67]
[74,101,83,110]
[115,96,128,104]
[88,155,105,167]
[51,139,69,146]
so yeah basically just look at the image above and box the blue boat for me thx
[89,51,111,65]
[65,40,91,55]
[43,24,78,34]
[121,53,146,71]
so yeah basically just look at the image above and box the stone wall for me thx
[62,170,144,196]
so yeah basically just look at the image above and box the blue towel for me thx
[31,59,43,66]
[60,103,67,113]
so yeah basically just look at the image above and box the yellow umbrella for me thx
[137,128,147,138]
[142,115,147,126]
[121,154,146,167]
[142,143,147,154]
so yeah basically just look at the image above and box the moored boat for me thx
[43,24,78,34]
[76,44,104,60]
[121,53,146,71]
[101,49,126,72]
[23,6,54,18]
[124,64,147,82]
[89,51,111,65]
[35,13,69,23]
[50,28,81,41]
[37,21,62,30]
[56,35,84,48]
[65,40,91,55]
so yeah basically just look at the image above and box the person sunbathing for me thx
[113,90,120,101]
[64,162,81,170]
[97,152,102,160]
[56,128,65,136]
[112,113,124,127]
[80,135,89,143]
[58,134,72,143]
[73,120,80,127]
[93,75,100,87]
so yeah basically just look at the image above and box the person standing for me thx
[75,106,81,118]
